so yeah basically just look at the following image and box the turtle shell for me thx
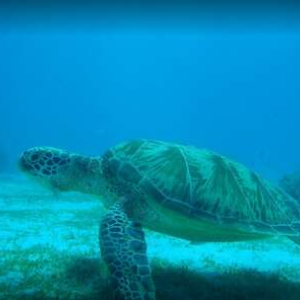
[103,139,300,237]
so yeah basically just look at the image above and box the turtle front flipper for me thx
[100,203,156,300]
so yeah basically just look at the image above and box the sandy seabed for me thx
[1,174,300,300]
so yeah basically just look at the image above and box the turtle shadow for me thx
[64,257,300,300]
[65,257,102,284]
[64,257,114,300]
[153,263,300,300]
[15,257,300,300]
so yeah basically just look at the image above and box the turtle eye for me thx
[31,153,40,161]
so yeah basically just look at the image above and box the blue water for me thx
[0,13,300,183]
[0,6,300,300]
[1,11,300,182]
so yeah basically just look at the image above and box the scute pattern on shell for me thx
[103,140,300,236]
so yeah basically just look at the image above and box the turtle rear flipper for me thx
[100,203,156,300]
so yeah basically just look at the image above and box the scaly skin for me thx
[100,202,155,300]
[19,147,105,195]
[19,146,156,300]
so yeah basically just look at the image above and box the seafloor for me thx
[1,174,300,300]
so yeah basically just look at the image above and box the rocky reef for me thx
[280,171,300,202]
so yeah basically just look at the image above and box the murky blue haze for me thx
[0,14,299,181]
[0,6,300,300]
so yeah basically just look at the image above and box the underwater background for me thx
[0,2,300,300]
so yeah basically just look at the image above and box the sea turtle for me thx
[19,139,300,300]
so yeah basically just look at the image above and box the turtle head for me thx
[19,147,103,195]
